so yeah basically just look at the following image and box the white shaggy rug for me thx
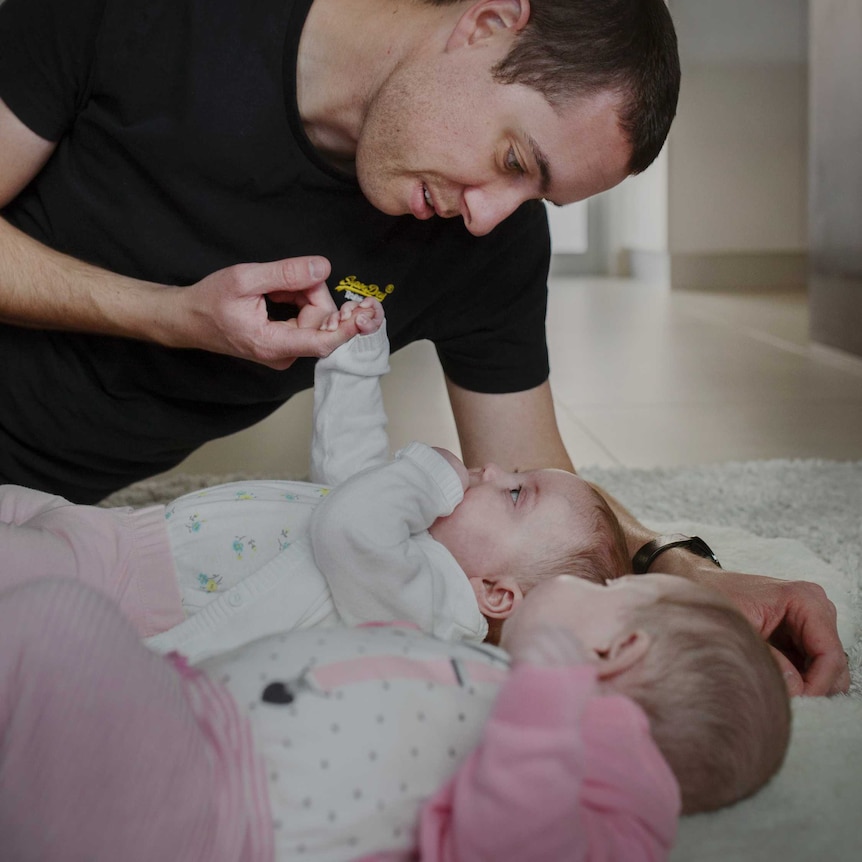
[105,459,862,861]
[576,460,862,862]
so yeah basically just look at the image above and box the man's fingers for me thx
[769,646,804,697]
[265,320,357,364]
[239,256,331,297]
[800,650,851,696]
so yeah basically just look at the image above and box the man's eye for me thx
[505,147,524,174]
[509,487,521,504]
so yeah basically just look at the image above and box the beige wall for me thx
[610,0,810,290]
[808,0,862,357]
[669,62,807,254]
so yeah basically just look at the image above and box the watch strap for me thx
[632,534,721,575]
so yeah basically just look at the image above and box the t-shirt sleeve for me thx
[0,0,106,141]
[431,199,551,395]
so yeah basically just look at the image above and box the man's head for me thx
[501,574,792,814]
[424,0,680,173]
[354,0,679,234]
[428,459,629,627]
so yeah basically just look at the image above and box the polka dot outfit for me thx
[199,624,508,860]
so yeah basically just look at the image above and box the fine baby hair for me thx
[501,573,792,816]
[610,586,792,814]
[522,484,629,587]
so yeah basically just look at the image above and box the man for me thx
[0,0,849,695]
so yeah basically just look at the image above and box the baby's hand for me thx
[432,447,470,491]
[503,624,594,668]
[319,298,384,335]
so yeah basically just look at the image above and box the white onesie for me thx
[148,324,487,663]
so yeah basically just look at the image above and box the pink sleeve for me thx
[416,664,680,862]
[0,484,182,637]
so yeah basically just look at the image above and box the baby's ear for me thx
[469,576,524,620]
[595,630,651,681]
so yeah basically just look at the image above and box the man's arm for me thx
[446,378,573,472]
[592,482,850,696]
[0,97,359,368]
[446,377,850,696]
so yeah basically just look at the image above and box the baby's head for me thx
[428,452,628,638]
[501,574,791,815]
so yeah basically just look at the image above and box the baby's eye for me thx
[509,487,521,504]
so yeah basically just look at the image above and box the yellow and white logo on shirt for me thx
[335,275,395,303]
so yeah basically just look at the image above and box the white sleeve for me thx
[309,322,391,486]
[309,442,488,642]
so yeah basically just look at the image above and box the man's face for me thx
[353,34,632,237]
[428,463,601,580]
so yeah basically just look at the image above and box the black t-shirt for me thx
[0,0,551,502]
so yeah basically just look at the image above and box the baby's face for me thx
[428,462,600,581]
[500,573,713,654]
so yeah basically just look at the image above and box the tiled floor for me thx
[167,277,862,477]
[544,278,862,468]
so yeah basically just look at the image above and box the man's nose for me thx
[461,186,526,237]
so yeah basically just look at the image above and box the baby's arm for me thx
[416,661,680,862]
[309,298,391,486]
[309,442,476,638]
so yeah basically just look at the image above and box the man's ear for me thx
[447,0,530,50]
[595,630,652,681]
[469,575,524,620]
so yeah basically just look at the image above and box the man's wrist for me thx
[632,534,721,575]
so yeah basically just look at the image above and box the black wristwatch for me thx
[632,534,721,575]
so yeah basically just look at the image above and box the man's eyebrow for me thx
[527,134,552,197]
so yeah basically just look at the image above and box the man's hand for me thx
[591,482,850,698]
[167,255,365,369]
[688,564,850,696]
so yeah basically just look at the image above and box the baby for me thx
[0,571,790,860]
[0,299,628,663]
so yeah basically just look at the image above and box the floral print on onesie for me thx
[165,480,330,615]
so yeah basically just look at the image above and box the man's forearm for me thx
[587,479,721,577]
[585,481,659,563]
[447,379,575,473]
[0,214,172,339]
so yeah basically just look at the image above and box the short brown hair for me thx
[423,0,680,174]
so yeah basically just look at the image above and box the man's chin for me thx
[356,171,413,218]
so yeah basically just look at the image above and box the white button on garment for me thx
[228,591,244,607]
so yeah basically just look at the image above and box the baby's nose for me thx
[480,463,505,482]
